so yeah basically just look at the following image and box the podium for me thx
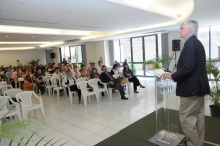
[147,69,185,146]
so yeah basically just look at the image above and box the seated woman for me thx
[62,70,81,103]
[123,64,145,93]
[90,68,100,79]
[80,64,90,79]
[111,64,122,79]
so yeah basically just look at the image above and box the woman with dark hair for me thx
[111,64,119,75]
[90,68,100,79]
[123,64,145,93]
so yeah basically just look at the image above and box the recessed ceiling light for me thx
[43,39,45,40]
[63,24,68,26]
[23,39,25,40]
[53,36,56,38]
[6,36,8,37]
[32,36,34,38]
[217,12,220,14]
[19,0,25,3]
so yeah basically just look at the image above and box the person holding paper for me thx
[161,20,210,146]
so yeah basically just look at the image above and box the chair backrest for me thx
[4,89,22,98]
[43,76,51,86]
[0,85,13,91]
[50,77,61,87]
[77,81,89,92]
[16,91,33,107]
[89,79,99,87]
[76,77,88,83]
[0,96,10,114]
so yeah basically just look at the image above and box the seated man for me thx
[71,65,81,79]
[34,68,45,94]
[62,70,81,103]
[52,67,62,81]
[100,65,128,100]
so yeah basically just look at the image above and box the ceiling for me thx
[0,0,220,50]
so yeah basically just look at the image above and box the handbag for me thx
[121,77,126,84]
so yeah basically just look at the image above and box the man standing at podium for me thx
[161,20,210,146]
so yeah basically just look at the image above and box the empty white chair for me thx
[50,77,66,99]
[77,81,99,107]
[16,91,45,119]
[76,77,88,83]
[0,96,22,124]
[89,79,109,99]
[43,76,53,97]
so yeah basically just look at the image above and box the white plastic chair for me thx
[77,81,99,107]
[0,85,13,92]
[89,79,109,99]
[68,86,78,104]
[0,96,22,124]
[43,76,54,97]
[16,91,45,119]
[50,77,66,99]
[4,89,22,111]
[76,77,88,83]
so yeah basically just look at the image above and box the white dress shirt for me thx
[52,72,62,79]
[62,76,76,87]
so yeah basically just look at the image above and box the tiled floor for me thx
[1,77,211,146]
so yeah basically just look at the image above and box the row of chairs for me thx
[43,76,110,107]
[0,85,45,124]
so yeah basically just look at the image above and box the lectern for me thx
[147,69,185,146]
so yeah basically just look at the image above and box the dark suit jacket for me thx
[171,35,210,97]
[100,72,114,84]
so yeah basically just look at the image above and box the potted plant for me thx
[143,55,169,70]
[29,59,40,66]
[206,58,220,118]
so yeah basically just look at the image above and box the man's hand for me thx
[161,73,172,80]
[109,81,114,85]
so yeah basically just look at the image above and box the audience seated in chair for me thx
[62,70,81,103]
[100,65,128,100]
[72,65,81,79]
[52,67,62,81]
[34,68,45,94]
[90,68,100,79]
[123,64,145,93]
[80,64,90,79]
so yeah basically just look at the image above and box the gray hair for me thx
[183,20,199,34]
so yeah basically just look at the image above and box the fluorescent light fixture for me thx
[0,25,111,36]
[0,47,35,51]
[37,42,65,48]
[0,42,52,44]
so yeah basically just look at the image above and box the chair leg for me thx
[70,94,73,104]
[83,95,87,107]
[57,90,60,99]
[108,88,112,99]
[40,105,46,119]
[96,93,99,103]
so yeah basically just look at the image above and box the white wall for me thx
[85,41,109,66]
[0,49,46,66]
[167,30,185,71]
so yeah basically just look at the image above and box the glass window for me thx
[198,27,209,59]
[113,40,121,62]
[132,37,143,62]
[144,35,157,61]
[61,45,83,64]
[211,25,220,59]
[120,38,131,63]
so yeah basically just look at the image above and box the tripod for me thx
[173,51,177,71]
